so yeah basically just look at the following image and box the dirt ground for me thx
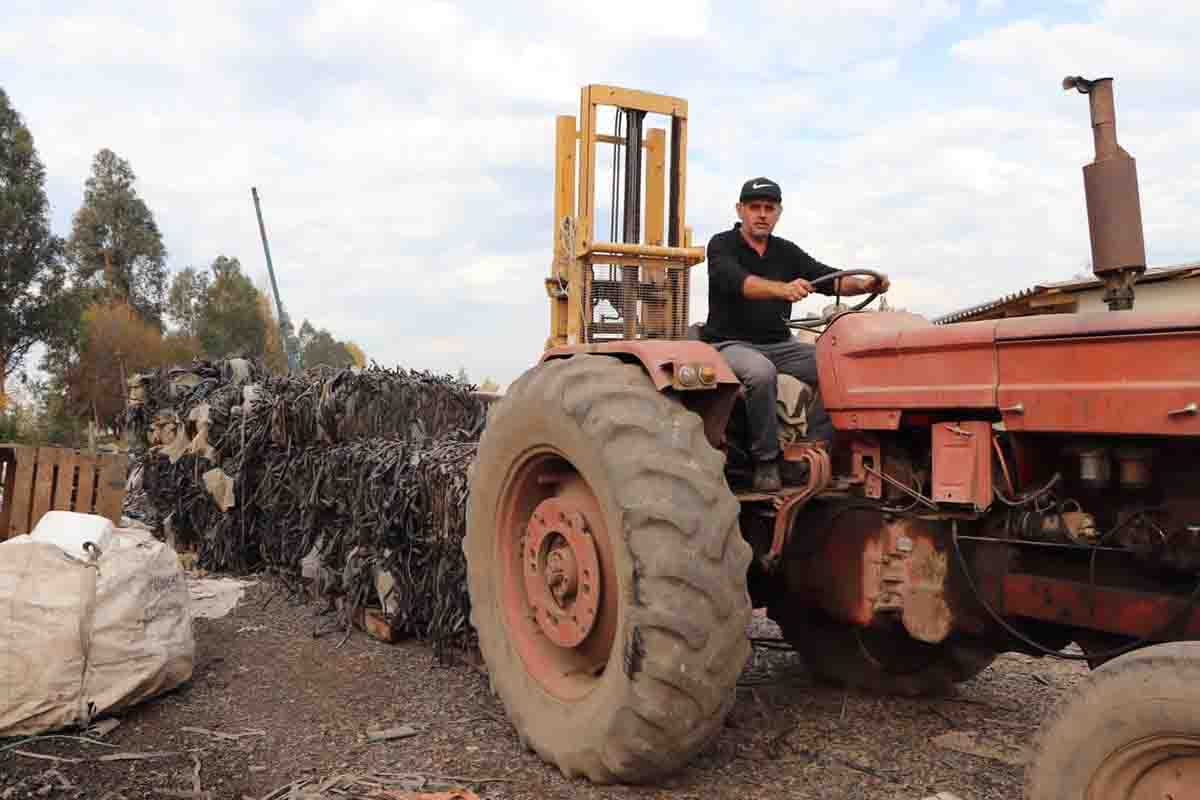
[0,578,1087,800]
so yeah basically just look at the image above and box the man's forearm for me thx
[743,275,867,299]
[742,275,786,300]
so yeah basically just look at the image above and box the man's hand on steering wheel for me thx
[866,273,890,293]
[842,273,890,295]
[776,278,814,302]
[784,269,890,330]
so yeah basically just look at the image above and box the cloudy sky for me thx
[4,0,1197,386]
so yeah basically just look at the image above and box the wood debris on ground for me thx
[257,771,482,800]
[931,728,1031,766]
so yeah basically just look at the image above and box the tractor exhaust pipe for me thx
[1064,76,1146,311]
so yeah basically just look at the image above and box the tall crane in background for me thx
[251,187,298,372]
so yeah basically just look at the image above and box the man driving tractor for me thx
[700,177,890,492]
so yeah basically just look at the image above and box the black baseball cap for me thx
[739,176,782,203]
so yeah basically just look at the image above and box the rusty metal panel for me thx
[900,527,954,644]
[1001,573,1200,640]
[784,507,882,627]
[848,435,883,498]
[829,410,902,431]
[931,421,993,509]
[1084,156,1145,276]
[817,312,998,419]
[542,339,738,390]
[994,308,1200,341]
[996,321,1200,435]
[783,512,958,641]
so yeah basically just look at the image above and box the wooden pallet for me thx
[0,444,129,540]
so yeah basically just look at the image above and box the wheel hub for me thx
[545,539,579,606]
[523,497,601,648]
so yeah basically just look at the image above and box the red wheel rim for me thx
[1088,736,1200,800]
[496,449,618,701]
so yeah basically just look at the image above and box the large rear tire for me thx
[770,608,995,696]
[465,355,752,783]
[1025,641,1200,800]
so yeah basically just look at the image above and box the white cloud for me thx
[1,7,251,70]
[2,1,1196,388]
[952,20,1188,82]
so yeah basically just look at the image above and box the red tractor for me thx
[463,80,1200,799]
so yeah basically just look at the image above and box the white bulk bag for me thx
[0,526,194,735]
[30,510,115,557]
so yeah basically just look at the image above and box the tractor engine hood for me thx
[816,310,1200,436]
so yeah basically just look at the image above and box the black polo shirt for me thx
[701,223,840,344]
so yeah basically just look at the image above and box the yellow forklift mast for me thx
[545,86,705,348]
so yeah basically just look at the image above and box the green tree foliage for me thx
[66,148,167,325]
[166,266,209,336]
[19,376,84,447]
[296,318,353,370]
[302,329,353,370]
[0,403,24,442]
[0,88,66,399]
[196,256,266,358]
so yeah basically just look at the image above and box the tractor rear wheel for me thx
[1026,641,1200,800]
[465,354,752,783]
[770,608,995,696]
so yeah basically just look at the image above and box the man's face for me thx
[736,199,782,241]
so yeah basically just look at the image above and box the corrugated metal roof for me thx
[933,262,1200,325]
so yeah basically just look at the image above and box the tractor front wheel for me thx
[1026,641,1200,800]
[465,355,752,783]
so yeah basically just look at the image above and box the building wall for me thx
[1074,277,1200,314]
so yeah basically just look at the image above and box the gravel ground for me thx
[0,581,1087,800]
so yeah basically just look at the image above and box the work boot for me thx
[752,460,782,493]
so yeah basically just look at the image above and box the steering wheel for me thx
[785,269,886,331]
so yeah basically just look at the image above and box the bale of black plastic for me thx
[126,357,489,654]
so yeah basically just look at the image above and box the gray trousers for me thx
[713,338,833,461]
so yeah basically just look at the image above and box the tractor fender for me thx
[541,341,740,449]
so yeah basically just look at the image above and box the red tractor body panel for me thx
[542,340,739,390]
[816,312,998,427]
[817,310,1200,436]
[994,311,1200,435]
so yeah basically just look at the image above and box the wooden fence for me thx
[0,445,128,541]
